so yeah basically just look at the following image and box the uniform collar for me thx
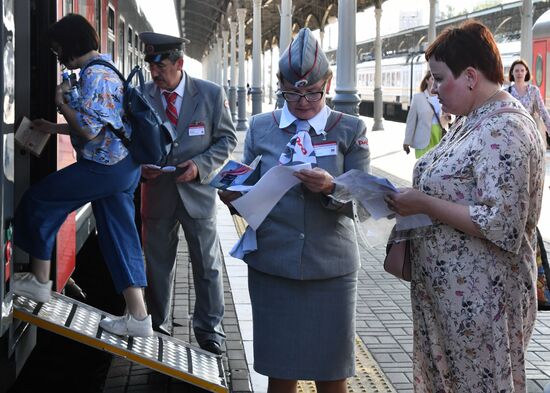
[279,102,330,135]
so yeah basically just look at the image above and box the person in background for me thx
[220,28,370,393]
[403,70,446,158]
[139,32,237,355]
[12,13,153,337]
[386,21,544,392]
[508,58,550,148]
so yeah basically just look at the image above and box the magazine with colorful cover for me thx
[209,155,261,190]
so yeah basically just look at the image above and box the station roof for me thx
[175,0,382,61]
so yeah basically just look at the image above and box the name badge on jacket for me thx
[313,141,337,157]
[189,122,205,136]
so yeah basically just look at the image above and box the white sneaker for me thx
[99,314,153,337]
[12,272,52,303]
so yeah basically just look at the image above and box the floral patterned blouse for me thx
[509,83,550,132]
[410,99,545,392]
[70,54,129,165]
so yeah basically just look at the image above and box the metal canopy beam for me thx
[176,0,382,61]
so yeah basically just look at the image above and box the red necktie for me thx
[163,91,178,126]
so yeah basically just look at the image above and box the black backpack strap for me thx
[81,59,126,82]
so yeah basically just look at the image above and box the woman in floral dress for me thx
[508,58,550,148]
[386,21,545,392]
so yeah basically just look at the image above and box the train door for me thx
[533,40,547,102]
[0,0,15,338]
[0,2,24,390]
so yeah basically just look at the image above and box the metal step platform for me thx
[13,292,228,393]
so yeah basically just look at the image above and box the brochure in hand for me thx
[209,155,262,190]
[15,116,51,157]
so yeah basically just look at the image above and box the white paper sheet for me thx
[333,169,432,228]
[231,163,312,230]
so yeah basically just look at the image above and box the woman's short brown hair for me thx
[48,13,99,65]
[509,59,531,82]
[419,71,432,92]
[425,20,504,85]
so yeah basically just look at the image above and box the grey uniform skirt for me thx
[248,267,357,381]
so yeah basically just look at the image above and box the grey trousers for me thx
[142,202,225,345]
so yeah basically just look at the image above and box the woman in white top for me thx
[403,71,446,158]
[508,58,550,148]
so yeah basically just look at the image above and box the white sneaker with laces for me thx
[99,314,153,337]
[12,272,52,303]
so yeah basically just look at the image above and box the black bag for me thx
[82,60,175,165]
[536,227,550,310]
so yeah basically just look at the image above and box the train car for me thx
[330,40,521,121]
[0,1,151,391]
[533,9,550,106]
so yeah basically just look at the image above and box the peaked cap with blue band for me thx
[139,32,189,63]
[278,28,330,87]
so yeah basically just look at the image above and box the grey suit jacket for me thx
[242,109,370,280]
[141,72,237,219]
[404,90,437,149]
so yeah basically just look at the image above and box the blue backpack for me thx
[83,60,175,166]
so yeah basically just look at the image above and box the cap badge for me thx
[145,44,155,55]
[294,79,308,88]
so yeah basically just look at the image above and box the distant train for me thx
[329,40,521,121]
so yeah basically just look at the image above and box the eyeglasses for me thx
[280,86,326,102]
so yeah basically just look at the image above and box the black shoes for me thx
[200,340,223,356]
[152,325,171,336]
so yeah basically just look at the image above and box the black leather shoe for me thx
[200,340,223,356]
[153,325,171,336]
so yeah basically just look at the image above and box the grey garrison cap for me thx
[139,32,189,62]
[278,28,329,87]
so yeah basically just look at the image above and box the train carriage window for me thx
[535,54,544,87]
[118,18,126,74]
[108,8,114,29]
[64,0,73,15]
[95,0,101,43]
[128,26,134,70]
[107,6,115,61]
[134,33,139,69]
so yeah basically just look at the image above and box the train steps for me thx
[13,292,228,393]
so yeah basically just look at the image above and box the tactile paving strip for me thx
[13,293,227,393]
[297,337,396,393]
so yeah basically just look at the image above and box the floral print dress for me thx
[411,100,545,392]
[509,84,550,132]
